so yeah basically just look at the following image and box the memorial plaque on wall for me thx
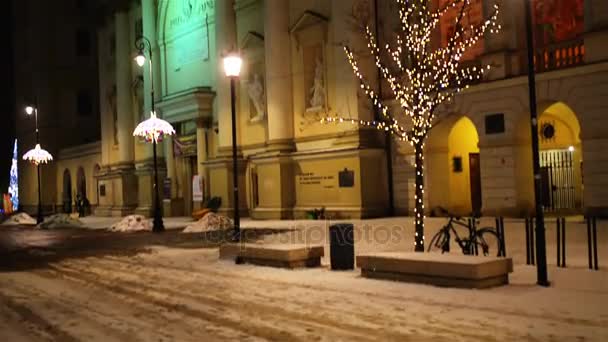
[298,172,335,189]
[339,168,355,187]
[99,184,106,197]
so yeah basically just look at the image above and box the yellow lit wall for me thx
[448,117,480,214]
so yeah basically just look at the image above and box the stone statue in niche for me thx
[307,56,326,112]
[247,73,266,120]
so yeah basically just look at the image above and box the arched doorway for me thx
[62,169,72,213]
[538,102,583,213]
[427,116,481,216]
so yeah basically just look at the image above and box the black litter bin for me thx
[329,223,354,270]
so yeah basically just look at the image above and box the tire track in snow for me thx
[109,255,608,329]
[58,259,411,341]
[0,275,153,342]
[94,255,607,341]
[0,290,80,342]
[44,264,310,342]
[62,257,503,341]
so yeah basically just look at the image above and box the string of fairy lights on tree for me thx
[321,0,501,251]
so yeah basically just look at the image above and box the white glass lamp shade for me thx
[22,144,53,165]
[135,53,146,67]
[25,106,34,115]
[133,111,176,144]
[223,54,242,77]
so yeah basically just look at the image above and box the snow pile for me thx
[183,212,233,233]
[109,215,151,232]
[38,214,84,229]
[1,212,37,226]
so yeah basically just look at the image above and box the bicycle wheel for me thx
[427,230,446,253]
[474,228,502,257]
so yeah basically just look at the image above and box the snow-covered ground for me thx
[0,246,607,341]
[1,215,605,341]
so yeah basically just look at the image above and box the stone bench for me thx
[220,243,324,269]
[357,252,513,288]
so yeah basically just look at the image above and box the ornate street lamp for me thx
[22,101,53,224]
[223,52,242,241]
[133,35,175,232]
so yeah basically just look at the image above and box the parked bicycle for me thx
[428,207,503,257]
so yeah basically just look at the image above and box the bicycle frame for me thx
[437,217,478,253]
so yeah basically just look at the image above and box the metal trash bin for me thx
[329,223,354,270]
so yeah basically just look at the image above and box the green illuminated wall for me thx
[158,0,217,97]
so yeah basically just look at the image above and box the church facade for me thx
[16,0,608,219]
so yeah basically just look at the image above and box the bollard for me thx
[525,218,531,265]
[587,217,599,271]
[557,217,566,268]
[500,217,506,257]
[495,217,506,257]
[471,218,478,256]
[525,218,536,265]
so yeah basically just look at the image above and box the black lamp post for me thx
[524,0,549,286]
[134,35,174,233]
[223,52,243,241]
[24,101,44,224]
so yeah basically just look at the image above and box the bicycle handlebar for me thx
[437,206,482,224]
[436,206,461,221]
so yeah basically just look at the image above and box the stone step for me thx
[357,252,513,288]
[220,243,324,269]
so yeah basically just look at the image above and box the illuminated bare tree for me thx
[322,0,501,251]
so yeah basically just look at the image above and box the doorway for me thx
[469,153,482,215]
[538,102,583,213]
[426,116,481,216]
[178,156,198,216]
[62,169,72,213]
[540,149,578,211]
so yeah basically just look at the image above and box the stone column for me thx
[264,0,294,151]
[196,121,209,201]
[98,23,111,166]
[215,0,237,150]
[115,11,134,163]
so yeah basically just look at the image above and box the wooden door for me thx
[469,153,482,215]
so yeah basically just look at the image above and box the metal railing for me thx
[533,39,585,73]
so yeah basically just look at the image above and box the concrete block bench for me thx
[357,252,513,288]
[220,243,324,269]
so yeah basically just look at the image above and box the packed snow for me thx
[182,212,233,233]
[37,214,83,229]
[1,212,36,226]
[109,215,151,232]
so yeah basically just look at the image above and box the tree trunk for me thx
[414,142,424,252]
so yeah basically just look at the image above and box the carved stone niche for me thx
[240,31,266,123]
[290,11,330,115]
